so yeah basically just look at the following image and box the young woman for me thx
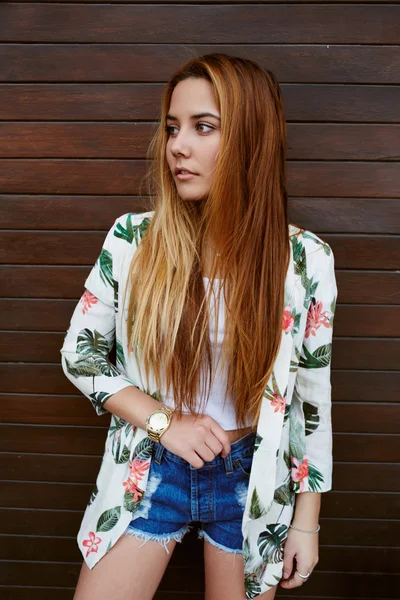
[61,53,338,600]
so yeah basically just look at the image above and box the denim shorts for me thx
[124,429,256,560]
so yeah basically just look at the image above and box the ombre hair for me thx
[122,53,297,429]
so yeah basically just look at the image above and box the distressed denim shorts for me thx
[124,429,256,560]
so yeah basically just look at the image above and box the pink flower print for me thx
[128,458,150,486]
[291,457,309,492]
[122,458,150,502]
[282,305,295,333]
[270,392,286,414]
[305,300,330,338]
[82,531,102,557]
[80,290,98,315]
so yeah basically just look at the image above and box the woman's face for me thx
[165,77,221,201]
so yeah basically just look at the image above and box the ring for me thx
[296,570,311,579]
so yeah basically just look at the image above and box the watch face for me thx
[150,412,168,430]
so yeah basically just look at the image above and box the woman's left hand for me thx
[279,527,319,589]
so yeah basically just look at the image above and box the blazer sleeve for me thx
[292,244,338,493]
[60,216,136,416]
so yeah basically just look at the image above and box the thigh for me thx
[204,540,278,600]
[74,532,177,600]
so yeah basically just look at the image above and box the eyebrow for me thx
[165,112,221,121]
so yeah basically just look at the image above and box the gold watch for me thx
[145,405,174,443]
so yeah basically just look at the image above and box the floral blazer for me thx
[60,211,338,598]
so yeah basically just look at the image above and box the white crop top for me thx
[162,277,253,430]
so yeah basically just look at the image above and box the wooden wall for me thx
[1,1,399,598]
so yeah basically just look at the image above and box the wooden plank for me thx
[0,4,398,44]
[333,370,400,402]
[0,560,398,596]
[0,84,398,122]
[1,331,399,370]
[2,453,400,491]
[0,160,398,197]
[1,44,398,84]
[2,230,399,268]
[1,197,399,234]
[1,267,399,305]
[0,424,400,462]
[1,123,399,161]
[333,403,400,434]
[0,366,399,402]
[2,534,398,573]
[335,271,400,305]
[0,589,75,600]
[0,508,82,536]
[2,301,400,338]
[3,394,399,428]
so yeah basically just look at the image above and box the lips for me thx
[175,167,197,176]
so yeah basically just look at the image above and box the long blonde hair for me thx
[123,53,291,429]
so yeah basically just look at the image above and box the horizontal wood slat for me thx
[2,453,400,491]
[1,5,398,44]
[1,123,399,161]
[0,160,398,197]
[1,44,399,84]
[2,231,399,268]
[2,534,399,574]
[1,332,399,370]
[1,426,399,462]
[0,368,398,402]
[1,196,400,235]
[2,397,400,430]
[2,267,399,305]
[0,560,398,595]
[1,300,400,338]
[0,84,398,122]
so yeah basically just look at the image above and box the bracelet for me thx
[289,523,320,534]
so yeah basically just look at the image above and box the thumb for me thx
[282,551,294,580]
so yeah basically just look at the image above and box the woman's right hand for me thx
[160,412,231,468]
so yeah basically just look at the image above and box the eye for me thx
[164,123,214,136]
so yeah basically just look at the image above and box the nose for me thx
[170,130,191,157]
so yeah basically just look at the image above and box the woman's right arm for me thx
[60,287,163,428]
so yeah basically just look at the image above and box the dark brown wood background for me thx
[0,1,399,598]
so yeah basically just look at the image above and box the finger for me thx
[204,435,223,457]
[282,551,294,581]
[211,426,231,457]
[197,442,215,463]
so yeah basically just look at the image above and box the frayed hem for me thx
[124,523,193,555]
[197,529,243,560]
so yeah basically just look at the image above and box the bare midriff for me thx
[225,425,255,444]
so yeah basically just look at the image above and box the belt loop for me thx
[153,442,164,465]
[224,451,233,474]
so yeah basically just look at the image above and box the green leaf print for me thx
[124,490,144,513]
[283,402,291,426]
[115,444,131,464]
[114,214,152,246]
[88,483,98,506]
[308,461,325,492]
[258,524,288,564]
[289,420,306,462]
[303,401,320,436]
[116,337,127,371]
[254,433,263,452]
[98,248,113,289]
[249,487,269,520]
[273,481,294,506]
[96,506,121,532]
[283,451,292,471]
[90,390,113,410]
[299,343,332,369]
[65,328,121,383]
[244,573,262,599]
[131,436,154,461]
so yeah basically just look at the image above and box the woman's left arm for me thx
[280,491,321,588]
[281,242,338,589]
